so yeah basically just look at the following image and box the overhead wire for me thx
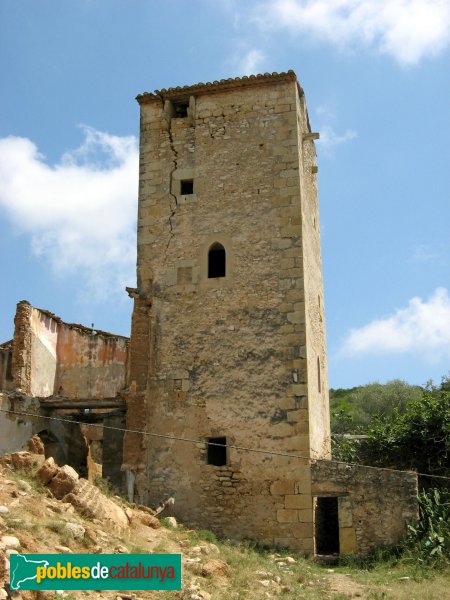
[0,406,449,482]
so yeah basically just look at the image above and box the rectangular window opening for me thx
[315,497,340,555]
[180,179,194,195]
[172,100,189,118]
[207,436,227,466]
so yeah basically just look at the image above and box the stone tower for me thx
[124,71,331,552]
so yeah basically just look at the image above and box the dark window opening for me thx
[172,100,189,118]
[207,436,227,466]
[180,179,194,195]
[208,243,226,278]
[315,497,340,554]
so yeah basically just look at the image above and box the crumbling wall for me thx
[29,306,58,396]
[9,301,129,399]
[311,460,419,554]
[0,392,47,454]
[55,325,128,398]
[0,342,13,392]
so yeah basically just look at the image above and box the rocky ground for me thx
[0,440,448,600]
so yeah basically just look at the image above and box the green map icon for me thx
[10,555,49,589]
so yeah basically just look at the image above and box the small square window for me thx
[180,179,194,195]
[173,100,189,118]
[207,436,227,466]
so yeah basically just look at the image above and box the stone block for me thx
[292,522,314,539]
[287,311,304,324]
[297,509,313,522]
[291,384,307,396]
[37,457,58,485]
[339,527,357,554]
[301,537,315,553]
[270,479,295,495]
[277,509,298,523]
[49,465,79,499]
[338,497,353,528]
[285,494,311,510]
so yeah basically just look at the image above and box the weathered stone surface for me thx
[37,457,58,485]
[201,559,231,578]
[55,545,72,553]
[25,434,45,455]
[270,480,295,496]
[137,512,161,530]
[64,522,85,540]
[1,535,21,550]
[63,478,128,530]
[126,73,331,552]
[49,465,79,499]
[311,461,419,554]
[11,452,39,472]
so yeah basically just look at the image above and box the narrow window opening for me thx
[317,356,321,393]
[207,437,227,466]
[208,243,226,278]
[315,497,340,555]
[172,100,189,118]
[180,179,194,195]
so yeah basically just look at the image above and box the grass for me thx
[3,463,449,600]
[7,467,47,495]
[92,475,118,498]
[187,528,220,544]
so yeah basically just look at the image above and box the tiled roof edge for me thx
[136,70,300,104]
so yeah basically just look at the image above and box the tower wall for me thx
[129,73,331,551]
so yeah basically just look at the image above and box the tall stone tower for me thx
[124,71,331,552]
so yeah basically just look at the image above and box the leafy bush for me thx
[331,435,363,463]
[360,391,450,477]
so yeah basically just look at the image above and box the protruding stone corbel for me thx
[302,132,320,142]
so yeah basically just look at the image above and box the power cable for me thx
[0,407,449,482]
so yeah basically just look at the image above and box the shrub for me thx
[404,488,450,565]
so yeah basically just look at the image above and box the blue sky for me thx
[1,0,449,389]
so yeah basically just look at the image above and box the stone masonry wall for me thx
[297,94,331,460]
[311,461,419,554]
[128,73,329,551]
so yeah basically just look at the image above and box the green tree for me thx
[360,390,450,477]
[330,380,422,434]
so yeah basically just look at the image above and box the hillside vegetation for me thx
[1,452,449,600]
[330,376,450,480]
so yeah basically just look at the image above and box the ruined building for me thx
[0,301,128,486]
[122,71,418,554]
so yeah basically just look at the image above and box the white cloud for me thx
[409,244,445,264]
[233,48,267,75]
[317,125,357,153]
[256,0,450,65]
[0,126,138,302]
[342,288,450,358]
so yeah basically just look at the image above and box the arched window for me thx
[208,243,226,278]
